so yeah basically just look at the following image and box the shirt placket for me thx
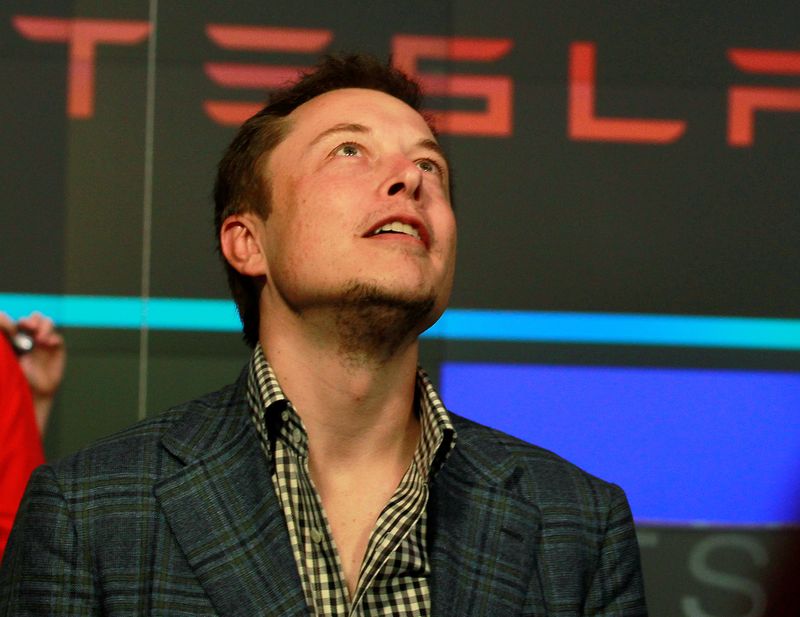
[350,461,429,614]
[247,348,456,617]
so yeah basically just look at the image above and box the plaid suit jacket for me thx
[0,368,647,616]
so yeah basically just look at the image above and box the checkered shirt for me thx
[247,345,456,616]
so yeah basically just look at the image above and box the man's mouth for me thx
[370,221,421,241]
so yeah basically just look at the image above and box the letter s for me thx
[681,534,767,617]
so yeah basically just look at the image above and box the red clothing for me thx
[0,337,44,557]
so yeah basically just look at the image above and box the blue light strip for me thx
[0,294,239,331]
[425,308,800,350]
[2,293,800,350]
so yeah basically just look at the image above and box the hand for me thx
[0,311,66,433]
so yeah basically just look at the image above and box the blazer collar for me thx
[429,413,545,617]
[154,368,308,616]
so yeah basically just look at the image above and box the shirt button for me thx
[291,428,302,444]
[310,528,323,544]
[281,410,290,422]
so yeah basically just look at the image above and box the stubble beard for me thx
[332,281,436,367]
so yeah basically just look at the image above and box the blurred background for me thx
[2,2,799,615]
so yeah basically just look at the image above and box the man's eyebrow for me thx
[417,138,447,162]
[309,123,371,146]
[309,125,449,168]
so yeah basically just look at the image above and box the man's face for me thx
[257,87,457,332]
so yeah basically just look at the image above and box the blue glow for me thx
[425,308,800,350]
[440,362,800,524]
[0,294,239,331]
[1,293,800,350]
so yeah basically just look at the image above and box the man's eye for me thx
[416,159,442,174]
[334,143,361,157]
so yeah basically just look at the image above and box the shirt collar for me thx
[246,344,456,479]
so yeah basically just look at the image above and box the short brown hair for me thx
[214,54,428,347]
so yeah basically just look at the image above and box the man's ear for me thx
[219,213,268,276]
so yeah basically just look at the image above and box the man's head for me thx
[215,54,456,350]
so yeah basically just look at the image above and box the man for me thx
[0,55,647,616]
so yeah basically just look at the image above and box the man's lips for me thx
[363,215,429,248]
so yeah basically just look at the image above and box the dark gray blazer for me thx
[0,368,647,616]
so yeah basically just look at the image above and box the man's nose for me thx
[382,158,422,201]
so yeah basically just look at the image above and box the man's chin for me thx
[340,280,434,306]
[332,282,438,363]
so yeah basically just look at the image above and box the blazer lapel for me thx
[154,379,308,617]
[429,433,546,617]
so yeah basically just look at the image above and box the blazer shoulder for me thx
[47,375,249,488]
[446,411,628,511]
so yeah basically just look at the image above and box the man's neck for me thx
[259,309,422,466]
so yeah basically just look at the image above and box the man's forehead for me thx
[287,87,435,139]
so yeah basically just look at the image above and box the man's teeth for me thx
[372,221,420,240]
